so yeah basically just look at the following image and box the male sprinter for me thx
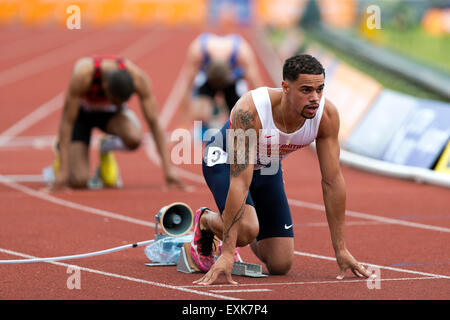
[52,55,184,190]
[176,32,263,136]
[191,54,371,284]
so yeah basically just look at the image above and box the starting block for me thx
[176,243,267,278]
[176,243,201,273]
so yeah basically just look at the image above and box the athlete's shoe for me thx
[190,207,215,272]
[217,241,243,263]
[98,137,122,188]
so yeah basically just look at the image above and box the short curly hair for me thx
[107,69,135,101]
[282,54,325,81]
[206,59,231,89]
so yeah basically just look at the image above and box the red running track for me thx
[0,26,449,301]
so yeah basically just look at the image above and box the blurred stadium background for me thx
[1,0,449,184]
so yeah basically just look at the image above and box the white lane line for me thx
[210,289,272,293]
[0,175,154,228]
[0,247,239,300]
[183,276,441,289]
[294,251,450,279]
[288,199,450,233]
[1,175,45,182]
[0,132,156,150]
[159,67,187,130]
[0,93,64,147]
[0,135,56,149]
[297,221,384,227]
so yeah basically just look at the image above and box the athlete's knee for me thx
[265,256,293,275]
[122,134,141,150]
[258,243,294,275]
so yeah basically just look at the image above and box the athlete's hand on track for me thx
[47,172,70,192]
[193,254,237,285]
[335,248,371,280]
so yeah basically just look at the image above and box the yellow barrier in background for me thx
[255,0,306,28]
[0,0,208,27]
[317,0,356,29]
[435,141,450,174]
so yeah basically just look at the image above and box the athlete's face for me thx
[282,74,324,119]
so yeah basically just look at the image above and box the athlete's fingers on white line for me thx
[193,275,207,284]
[336,270,346,280]
[195,270,212,283]
[351,268,363,278]
[199,271,217,285]
[352,263,370,278]
[352,265,369,278]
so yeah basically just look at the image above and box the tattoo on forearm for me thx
[229,110,256,178]
[231,164,247,178]
[223,197,247,244]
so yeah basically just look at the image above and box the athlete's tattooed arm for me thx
[221,96,257,254]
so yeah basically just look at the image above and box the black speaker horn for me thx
[155,202,194,239]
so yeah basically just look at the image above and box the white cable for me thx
[0,240,154,264]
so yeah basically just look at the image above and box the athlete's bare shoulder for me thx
[317,98,340,139]
[69,57,94,94]
[235,35,250,51]
[186,35,203,58]
[122,58,141,75]
[230,91,261,131]
[122,58,150,93]
[72,57,94,77]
